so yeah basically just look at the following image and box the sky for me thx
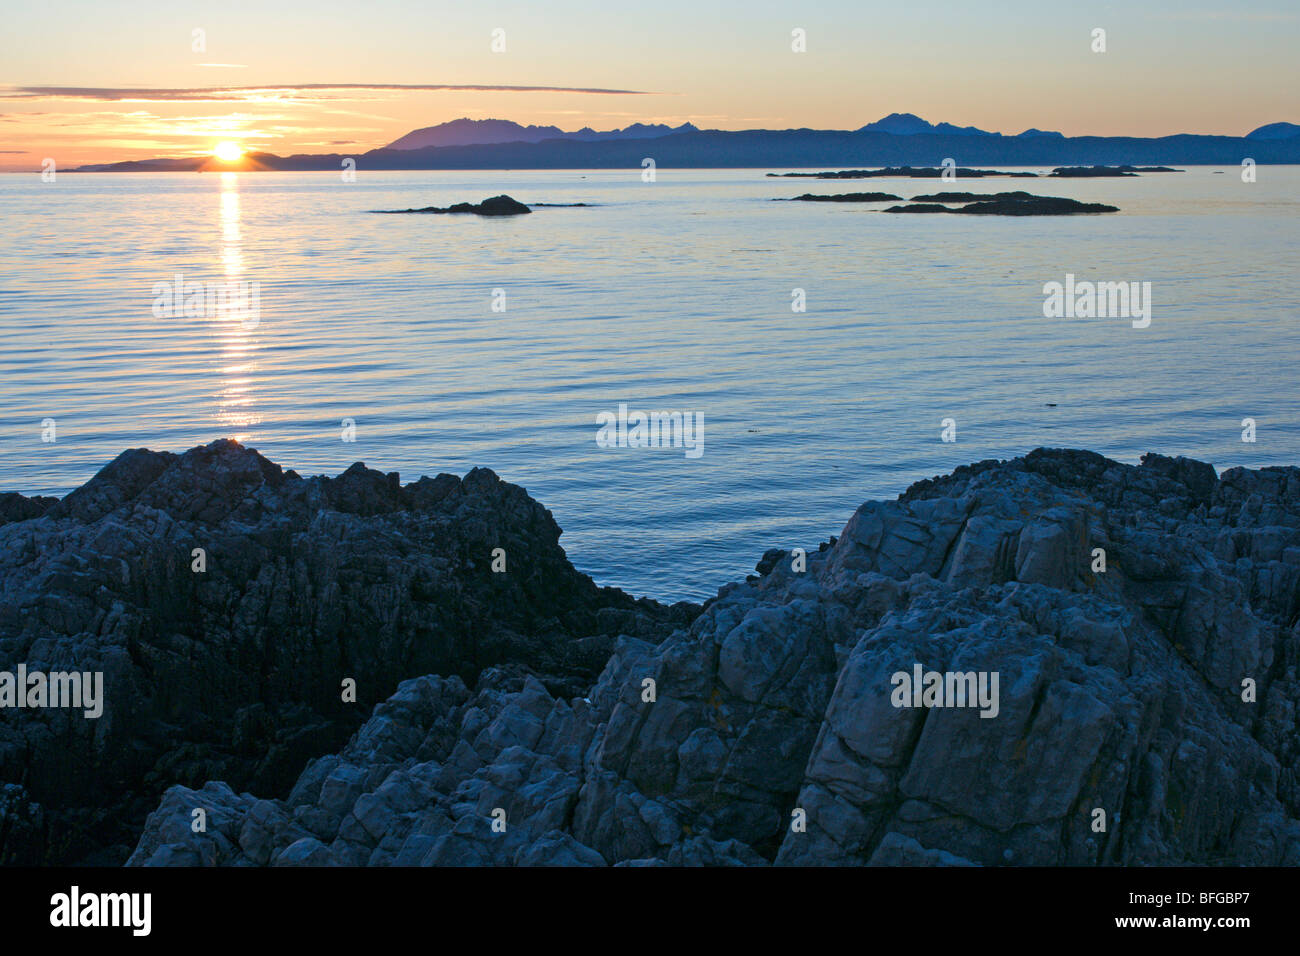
[1,0,1297,170]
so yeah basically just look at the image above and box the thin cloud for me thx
[1,83,654,103]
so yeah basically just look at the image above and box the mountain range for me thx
[858,112,1064,138]
[72,114,1300,172]
[385,118,701,150]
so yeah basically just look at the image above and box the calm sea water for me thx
[1,167,1297,601]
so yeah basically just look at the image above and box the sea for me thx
[1,166,1297,601]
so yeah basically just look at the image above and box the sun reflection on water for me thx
[215,172,260,441]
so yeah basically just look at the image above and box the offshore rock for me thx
[374,194,533,216]
[0,440,693,864]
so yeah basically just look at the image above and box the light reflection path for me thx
[215,172,260,440]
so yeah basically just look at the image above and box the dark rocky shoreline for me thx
[3,442,1299,866]
[0,441,692,864]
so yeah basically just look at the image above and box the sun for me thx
[213,141,244,163]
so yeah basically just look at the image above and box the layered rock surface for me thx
[0,440,692,864]
[119,447,1300,866]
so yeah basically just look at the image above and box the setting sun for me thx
[213,141,243,163]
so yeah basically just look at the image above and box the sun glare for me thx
[213,141,244,163]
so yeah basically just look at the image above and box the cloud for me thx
[1,83,654,103]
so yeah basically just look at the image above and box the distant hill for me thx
[1246,122,1300,140]
[859,112,994,137]
[72,114,1300,171]
[387,119,567,150]
[385,117,700,151]
[856,113,1065,139]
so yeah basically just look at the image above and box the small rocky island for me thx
[781,192,903,203]
[768,167,1040,179]
[907,190,1042,203]
[885,191,1120,215]
[1049,165,1181,177]
[373,194,533,216]
[3,441,1299,867]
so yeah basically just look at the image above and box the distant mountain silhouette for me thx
[72,114,1300,171]
[1246,122,1300,140]
[856,113,1065,139]
[858,112,995,137]
[387,119,566,150]
[385,117,701,150]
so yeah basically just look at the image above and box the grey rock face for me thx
[124,447,1300,866]
[0,440,694,864]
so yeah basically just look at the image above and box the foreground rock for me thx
[374,194,533,216]
[127,448,1300,866]
[0,441,693,864]
[885,194,1119,215]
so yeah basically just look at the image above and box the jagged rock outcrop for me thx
[0,440,693,864]
[125,448,1300,866]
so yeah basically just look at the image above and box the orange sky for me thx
[1,1,1296,171]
